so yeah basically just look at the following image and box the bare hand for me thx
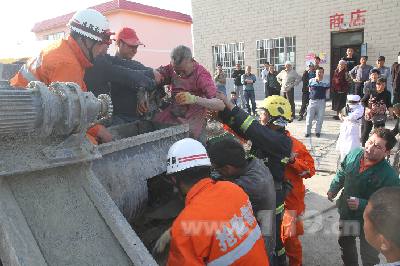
[327,191,335,202]
[347,197,359,210]
[96,125,113,144]
[216,91,229,104]
[137,99,149,115]
[153,70,163,85]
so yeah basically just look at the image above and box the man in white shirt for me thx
[277,61,302,119]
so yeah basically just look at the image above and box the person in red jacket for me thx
[165,138,269,265]
[10,9,113,144]
[281,132,315,266]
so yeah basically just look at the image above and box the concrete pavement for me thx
[285,100,393,265]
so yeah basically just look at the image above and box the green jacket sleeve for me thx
[329,157,347,195]
[358,198,368,212]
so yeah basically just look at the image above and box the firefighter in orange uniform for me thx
[281,132,315,266]
[165,138,269,265]
[10,9,113,144]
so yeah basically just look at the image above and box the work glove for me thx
[152,228,171,255]
[175,92,198,105]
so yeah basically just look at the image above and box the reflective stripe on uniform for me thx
[239,116,254,133]
[276,204,284,215]
[207,225,262,266]
[280,156,290,164]
[20,64,37,82]
[31,55,42,70]
[299,170,311,177]
[277,247,286,256]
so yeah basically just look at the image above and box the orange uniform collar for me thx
[185,177,215,206]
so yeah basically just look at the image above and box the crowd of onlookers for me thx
[213,48,400,143]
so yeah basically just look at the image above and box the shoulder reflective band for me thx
[277,247,286,256]
[20,64,37,83]
[240,116,255,133]
[281,157,290,164]
[276,204,284,215]
[207,225,262,266]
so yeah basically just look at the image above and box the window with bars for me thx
[256,37,296,75]
[46,32,65,41]
[212,42,245,78]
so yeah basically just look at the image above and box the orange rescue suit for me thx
[281,131,315,266]
[168,178,269,266]
[10,36,103,144]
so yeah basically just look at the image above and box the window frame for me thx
[212,42,245,78]
[256,36,296,75]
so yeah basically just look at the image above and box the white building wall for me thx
[192,0,400,99]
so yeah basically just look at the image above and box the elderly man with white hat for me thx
[276,61,302,119]
[336,94,365,161]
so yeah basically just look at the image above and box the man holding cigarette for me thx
[327,128,400,266]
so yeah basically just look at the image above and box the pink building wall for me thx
[107,11,192,68]
[35,10,192,68]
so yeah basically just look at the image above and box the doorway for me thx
[330,30,364,77]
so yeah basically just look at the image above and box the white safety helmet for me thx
[67,9,111,43]
[166,138,211,175]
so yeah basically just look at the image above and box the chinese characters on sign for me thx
[329,9,367,30]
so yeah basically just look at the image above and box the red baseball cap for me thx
[115,27,143,46]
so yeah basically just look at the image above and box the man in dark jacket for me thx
[216,93,292,266]
[231,63,245,108]
[392,55,400,104]
[298,63,316,121]
[207,138,276,264]
[85,27,162,125]
[328,128,400,266]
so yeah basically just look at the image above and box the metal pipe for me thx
[0,81,112,137]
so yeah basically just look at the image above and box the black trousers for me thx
[361,118,385,146]
[281,89,295,118]
[393,90,400,105]
[299,91,310,117]
[354,83,365,98]
[338,220,380,266]
[274,190,286,266]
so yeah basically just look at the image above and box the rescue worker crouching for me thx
[216,93,293,266]
[161,138,269,265]
[10,9,114,144]
[207,138,276,264]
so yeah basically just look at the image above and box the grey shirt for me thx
[241,73,257,91]
[350,64,373,82]
[232,158,276,259]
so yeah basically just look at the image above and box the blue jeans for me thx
[216,84,226,95]
[244,90,256,114]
